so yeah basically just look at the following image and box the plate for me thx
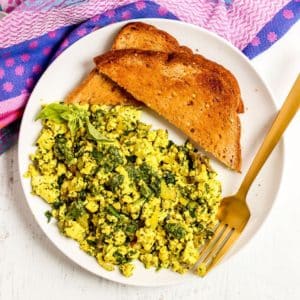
[18,19,284,286]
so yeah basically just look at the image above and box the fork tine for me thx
[202,225,234,265]
[199,225,232,265]
[198,223,226,259]
[205,229,239,274]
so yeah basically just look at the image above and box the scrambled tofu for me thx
[27,103,222,277]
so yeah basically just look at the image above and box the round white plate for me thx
[18,19,284,286]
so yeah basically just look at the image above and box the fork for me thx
[196,74,300,276]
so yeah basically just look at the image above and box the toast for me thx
[65,69,137,105]
[94,50,242,171]
[113,22,243,113]
[65,22,190,105]
[112,21,192,54]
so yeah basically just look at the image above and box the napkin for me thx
[0,0,299,154]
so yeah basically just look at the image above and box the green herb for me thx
[92,150,104,161]
[126,166,140,180]
[36,103,89,135]
[139,183,153,199]
[107,205,120,218]
[67,200,85,220]
[106,174,124,192]
[35,103,68,122]
[113,251,129,265]
[196,222,204,230]
[167,140,175,149]
[78,190,87,201]
[86,239,97,247]
[139,163,152,182]
[87,121,113,142]
[45,210,52,223]
[165,223,186,239]
[149,175,161,197]
[187,201,197,218]
[128,163,161,196]
[126,222,138,234]
[179,186,190,198]
[163,172,176,185]
[187,153,195,170]
[126,155,137,163]
[108,146,124,165]
[57,174,65,186]
[52,200,63,209]
[101,146,124,172]
[53,135,74,164]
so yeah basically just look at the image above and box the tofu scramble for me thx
[26,103,222,277]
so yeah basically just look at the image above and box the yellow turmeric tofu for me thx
[27,103,222,277]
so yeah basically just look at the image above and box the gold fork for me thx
[197,74,300,276]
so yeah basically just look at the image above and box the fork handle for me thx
[237,74,300,200]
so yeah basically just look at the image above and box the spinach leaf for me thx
[165,223,186,239]
[53,135,74,164]
[92,150,104,161]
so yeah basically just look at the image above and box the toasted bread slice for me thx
[95,50,242,171]
[113,22,243,113]
[65,22,190,105]
[112,21,192,54]
[65,69,137,105]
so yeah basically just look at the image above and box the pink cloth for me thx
[0,0,290,49]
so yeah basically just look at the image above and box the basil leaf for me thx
[60,111,72,121]
[35,103,68,122]
[36,103,90,136]
[68,118,78,135]
[87,121,113,142]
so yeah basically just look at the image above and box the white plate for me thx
[18,19,284,286]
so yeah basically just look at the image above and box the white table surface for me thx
[0,21,299,300]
